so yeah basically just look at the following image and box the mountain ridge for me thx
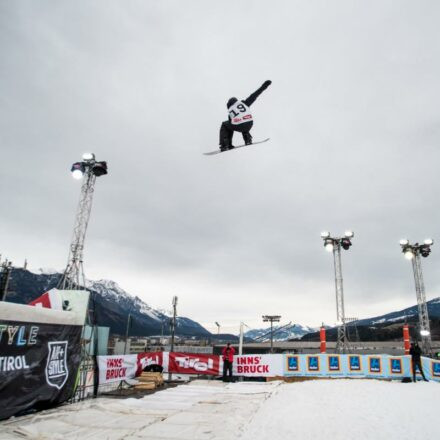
[6,268,440,342]
[6,268,211,338]
[301,297,440,341]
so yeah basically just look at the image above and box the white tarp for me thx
[2,380,440,439]
[0,381,281,439]
[0,301,82,326]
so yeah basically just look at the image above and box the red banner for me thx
[136,352,163,376]
[168,352,220,375]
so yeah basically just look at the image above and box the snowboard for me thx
[203,138,270,156]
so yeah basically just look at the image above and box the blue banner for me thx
[284,354,440,381]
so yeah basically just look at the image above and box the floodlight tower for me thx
[399,238,434,356]
[170,296,178,353]
[321,231,354,353]
[58,153,108,290]
[168,296,178,381]
[262,315,281,353]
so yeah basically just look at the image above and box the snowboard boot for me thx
[220,145,235,151]
[220,142,232,152]
[243,132,253,145]
[220,136,234,151]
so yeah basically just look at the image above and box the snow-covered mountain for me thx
[6,268,211,338]
[302,297,440,341]
[85,278,164,322]
[353,297,440,326]
[245,324,318,341]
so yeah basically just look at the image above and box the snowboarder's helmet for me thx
[227,97,238,108]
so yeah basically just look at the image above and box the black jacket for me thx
[243,81,271,107]
[410,344,422,360]
[227,81,272,110]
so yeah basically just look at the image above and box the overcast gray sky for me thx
[1,0,440,333]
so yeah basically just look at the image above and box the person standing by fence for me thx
[410,341,428,382]
[222,343,235,382]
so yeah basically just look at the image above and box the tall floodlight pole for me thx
[239,322,244,355]
[399,239,433,356]
[168,296,178,381]
[58,153,108,290]
[321,231,354,353]
[170,296,178,353]
[238,322,250,355]
[262,315,281,353]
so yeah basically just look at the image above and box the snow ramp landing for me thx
[0,381,281,440]
[241,379,439,440]
[1,379,438,439]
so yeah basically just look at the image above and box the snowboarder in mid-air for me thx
[219,80,272,152]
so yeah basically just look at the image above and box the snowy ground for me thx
[1,379,438,440]
[241,379,439,440]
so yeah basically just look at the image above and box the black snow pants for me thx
[223,360,233,382]
[412,358,427,381]
[219,120,253,148]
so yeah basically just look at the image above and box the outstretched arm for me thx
[243,80,272,107]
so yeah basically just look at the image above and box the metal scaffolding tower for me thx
[0,259,12,301]
[332,241,347,352]
[400,239,433,356]
[58,154,107,290]
[344,317,360,343]
[321,231,354,353]
[412,254,431,354]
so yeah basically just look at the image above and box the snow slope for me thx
[242,379,439,440]
[1,379,438,439]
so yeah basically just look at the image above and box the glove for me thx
[263,80,272,88]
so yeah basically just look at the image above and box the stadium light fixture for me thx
[82,152,95,161]
[341,238,352,250]
[72,169,83,180]
[404,249,414,260]
[324,240,334,252]
[71,162,85,179]
[321,231,330,238]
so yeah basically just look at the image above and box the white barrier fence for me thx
[97,352,440,383]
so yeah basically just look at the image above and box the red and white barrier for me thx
[98,354,138,384]
[97,352,440,384]
[233,354,284,377]
[99,352,221,384]
[169,352,220,375]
